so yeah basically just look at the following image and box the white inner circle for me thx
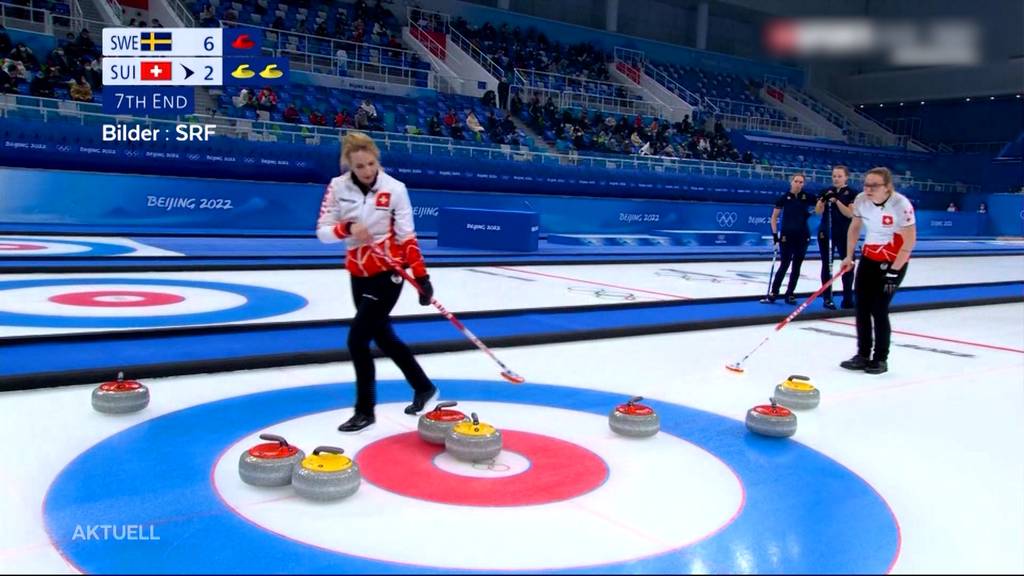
[0,284,247,317]
[93,295,148,303]
[431,449,531,478]
[0,241,91,255]
[213,400,744,571]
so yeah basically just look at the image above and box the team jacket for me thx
[315,169,428,278]
[852,191,916,263]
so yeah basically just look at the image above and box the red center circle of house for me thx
[48,290,187,308]
[357,430,608,506]
[0,243,47,251]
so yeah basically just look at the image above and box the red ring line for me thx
[495,266,692,300]
[823,318,1024,354]
[48,291,186,308]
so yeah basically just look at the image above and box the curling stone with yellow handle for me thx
[292,446,361,501]
[772,374,820,410]
[445,412,502,462]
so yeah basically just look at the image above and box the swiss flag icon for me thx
[882,214,894,226]
[140,61,172,81]
[375,192,391,208]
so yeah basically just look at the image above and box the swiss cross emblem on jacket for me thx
[375,192,391,208]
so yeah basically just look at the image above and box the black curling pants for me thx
[771,234,810,297]
[818,230,854,302]
[349,272,434,416]
[854,259,907,362]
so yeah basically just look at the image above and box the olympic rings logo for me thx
[716,211,739,228]
[471,459,512,472]
[567,286,639,301]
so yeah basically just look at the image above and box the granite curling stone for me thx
[772,374,820,410]
[745,398,798,438]
[238,433,305,487]
[418,401,469,445]
[91,371,150,414]
[292,446,361,501]
[608,395,660,437]
[445,412,502,462]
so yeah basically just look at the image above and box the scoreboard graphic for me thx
[101,28,288,115]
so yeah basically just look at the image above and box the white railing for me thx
[171,0,195,27]
[642,62,708,111]
[514,68,661,118]
[448,24,506,81]
[0,95,978,194]
[70,0,82,32]
[0,2,54,34]
[98,0,123,24]
[717,112,819,138]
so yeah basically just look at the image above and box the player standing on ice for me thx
[763,173,815,305]
[839,167,917,375]
[814,165,857,310]
[317,131,439,432]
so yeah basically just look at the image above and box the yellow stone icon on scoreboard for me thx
[230,63,255,79]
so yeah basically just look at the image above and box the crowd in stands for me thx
[195,0,399,48]
[512,89,751,162]
[451,18,611,84]
[0,25,101,102]
[224,83,524,146]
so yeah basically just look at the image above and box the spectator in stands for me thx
[333,47,350,74]
[946,202,958,212]
[46,47,68,75]
[443,108,456,128]
[69,75,92,102]
[256,87,277,111]
[9,44,39,70]
[0,63,16,94]
[0,25,11,57]
[509,91,522,115]
[742,150,754,164]
[466,110,484,137]
[449,116,465,140]
[75,29,96,56]
[372,21,386,43]
[334,109,351,128]
[315,21,328,37]
[309,110,327,126]
[427,113,442,136]
[359,98,378,126]
[85,57,102,90]
[29,68,55,97]
[354,0,368,21]
[283,104,300,123]
[152,18,163,28]
[236,88,254,108]
[272,15,285,30]
[481,89,496,108]
[977,202,988,214]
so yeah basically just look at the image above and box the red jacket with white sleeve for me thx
[315,169,428,278]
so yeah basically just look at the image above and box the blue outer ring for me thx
[0,237,136,256]
[0,278,307,327]
[44,380,899,574]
